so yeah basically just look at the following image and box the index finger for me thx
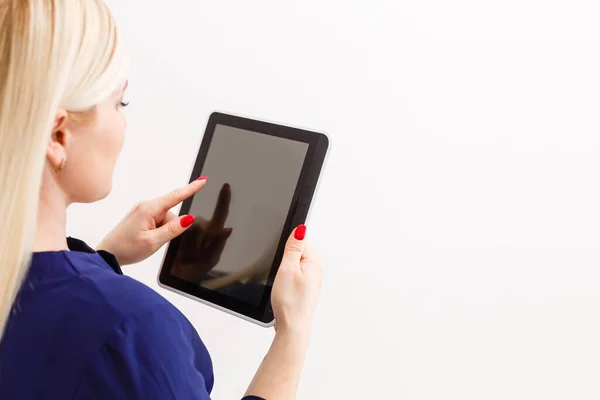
[154,177,207,212]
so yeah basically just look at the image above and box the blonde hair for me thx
[0,0,129,336]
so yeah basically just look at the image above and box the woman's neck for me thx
[33,175,69,252]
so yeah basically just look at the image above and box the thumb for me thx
[281,224,307,267]
[155,214,195,244]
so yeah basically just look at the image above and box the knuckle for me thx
[141,233,157,248]
[131,201,143,211]
[285,242,304,254]
[167,222,179,237]
[133,201,149,214]
[171,188,184,201]
[167,223,179,237]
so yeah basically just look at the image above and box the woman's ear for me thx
[47,109,70,171]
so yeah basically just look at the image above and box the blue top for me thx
[0,238,263,400]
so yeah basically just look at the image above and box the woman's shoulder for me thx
[81,262,174,319]
[59,237,179,321]
[65,248,206,356]
[24,241,192,340]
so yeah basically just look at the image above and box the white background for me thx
[68,1,600,399]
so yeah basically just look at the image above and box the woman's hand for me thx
[271,225,323,335]
[96,178,207,265]
[244,225,323,400]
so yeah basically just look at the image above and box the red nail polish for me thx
[180,215,195,228]
[197,176,208,181]
[294,224,307,240]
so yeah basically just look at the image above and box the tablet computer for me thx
[158,112,329,327]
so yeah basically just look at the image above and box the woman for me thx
[0,1,323,399]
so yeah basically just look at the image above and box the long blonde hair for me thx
[0,0,129,336]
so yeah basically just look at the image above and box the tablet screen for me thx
[170,124,309,306]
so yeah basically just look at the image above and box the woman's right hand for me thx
[271,225,323,335]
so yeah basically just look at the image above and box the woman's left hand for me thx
[97,178,207,265]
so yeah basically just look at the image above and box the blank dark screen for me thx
[170,124,309,306]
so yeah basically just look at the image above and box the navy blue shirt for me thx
[0,238,263,400]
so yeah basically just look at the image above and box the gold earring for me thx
[55,157,67,172]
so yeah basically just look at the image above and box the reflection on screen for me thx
[170,125,309,305]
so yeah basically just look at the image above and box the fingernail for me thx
[180,215,195,228]
[294,224,307,240]
[197,176,208,181]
